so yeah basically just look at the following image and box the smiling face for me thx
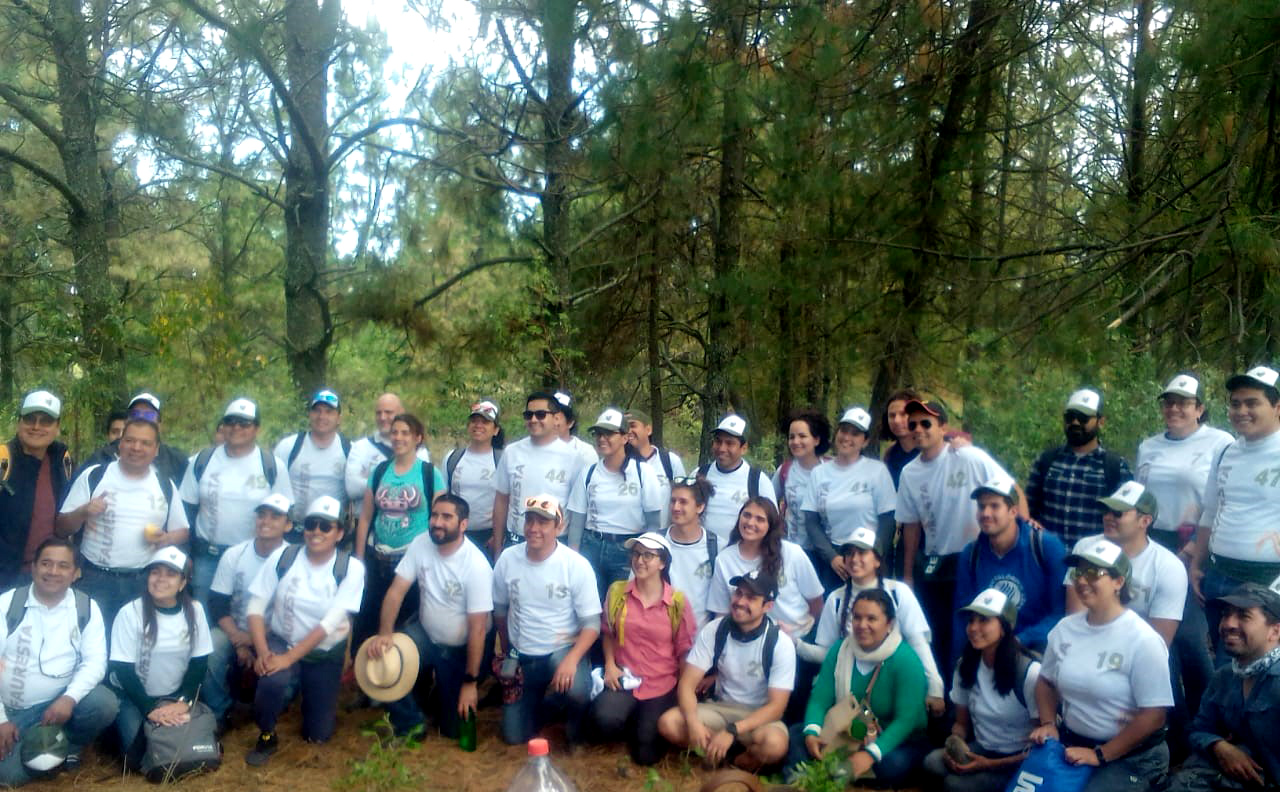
[524,399,557,442]
[221,416,259,453]
[389,418,422,456]
[851,598,892,650]
[1160,395,1203,438]
[886,400,910,440]
[118,421,160,475]
[33,545,79,600]
[1101,507,1148,545]
[626,418,652,448]
[735,501,771,543]
[17,411,59,456]
[833,426,868,460]
[1229,387,1280,441]
[591,427,627,459]
[309,403,341,435]
[147,564,187,607]
[843,545,880,584]
[375,394,403,435]
[303,518,343,557]
[1071,563,1124,610]
[976,493,1017,537]
[787,420,818,462]
[629,545,666,582]
[1219,606,1280,663]
[669,486,704,529]
[254,508,291,542]
[965,613,1005,653]
[429,500,466,546]
[467,414,498,445]
[907,409,945,454]
[523,512,561,554]
[729,586,770,629]
[712,432,746,469]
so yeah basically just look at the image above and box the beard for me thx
[430,527,460,545]
[1065,425,1099,447]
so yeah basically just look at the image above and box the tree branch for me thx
[0,146,85,216]
[412,255,533,308]
[0,84,66,153]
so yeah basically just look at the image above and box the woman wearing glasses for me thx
[444,400,505,562]
[244,496,365,765]
[589,532,696,765]
[1030,538,1173,791]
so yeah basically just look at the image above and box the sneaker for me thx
[63,752,81,772]
[245,732,278,766]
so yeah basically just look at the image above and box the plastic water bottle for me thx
[505,738,578,792]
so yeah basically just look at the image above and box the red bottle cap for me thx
[527,738,550,756]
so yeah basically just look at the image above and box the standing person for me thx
[880,388,923,489]
[697,414,778,546]
[952,475,1067,659]
[1026,387,1133,548]
[444,400,504,560]
[590,532,696,765]
[657,571,794,771]
[353,414,443,659]
[666,477,718,628]
[0,391,72,590]
[274,389,351,536]
[897,399,1015,683]
[362,494,492,739]
[801,407,896,591]
[1191,365,1280,657]
[625,408,686,531]
[553,391,600,466]
[180,398,293,599]
[490,392,586,555]
[78,393,188,487]
[108,547,214,769]
[57,418,189,627]
[244,496,365,765]
[491,494,600,746]
[923,589,1042,792]
[1169,583,1280,792]
[1030,538,1173,792]
[0,538,118,785]
[774,410,830,575]
[202,493,292,728]
[105,410,129,444]
[344,393,431,518]
[567,408,663,597]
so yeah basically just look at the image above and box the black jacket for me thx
[0,437,73,578]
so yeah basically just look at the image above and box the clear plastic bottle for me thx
[505,738,579,792]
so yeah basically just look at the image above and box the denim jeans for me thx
[0,685,118,786]
[500,646,591,745]
[382,621,468,738]
[203,626,242,720]
[1084,741,1169,792]
[253,635,343,742]
[76,564,146,634]
[579,531,635,600]
[923,746,1019,792]
[192,554,220,607]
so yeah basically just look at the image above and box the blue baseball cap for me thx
[310,388,340,410]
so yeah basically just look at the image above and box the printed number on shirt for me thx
[1096,651,1123,670]
[546,469,567,484]
[746,659,763,678]
[247,474,268,489]
[617,482,639,496]
[1254,467,1280,487]
[546,583,569,599]
[696,561,714,580]
[732,488,748,505]
[946,470,968,489]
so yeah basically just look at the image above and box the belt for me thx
[1061,726,1166,759]
[84,560,146,577]
[584,529,638,544]
[192,537,230,558]
[1209,554,1280,586]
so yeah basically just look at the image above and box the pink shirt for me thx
[605,580,697,699]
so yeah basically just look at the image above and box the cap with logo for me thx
[714,414,748,440]
[1213,582,1280,622]
[1225,365,1280,392]
[553,391,576,423]
[20,390,61,419]
[970,473,1019,503]
[129,392,162,412]
[624,408,652,425]
[958,588,1019,629]
[624,531,673,555]
[310,388,340,410]
[837,407,873,434]
[306,495,343,522]
[1159,374,1200,401]
[590,408,626,434]
[729,569,778,601]
[1098,481,1158,519]
[523,493,563,521]
[256,493,293,515]
[1065,388,1102,417]
[903,399,948,423]
[837,526,880,556]
[1064,537,1131,579]
[222,398,258,422]
[148,546,190,574]
[21,724,68,773]
[469,400,499,422]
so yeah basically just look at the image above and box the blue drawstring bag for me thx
[1004,739,1094,792]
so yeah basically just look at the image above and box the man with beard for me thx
[364,494,492,738]
[1169,583,1280,791]
[1026,387,1133,547]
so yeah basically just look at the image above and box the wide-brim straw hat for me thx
[354,633,420,702]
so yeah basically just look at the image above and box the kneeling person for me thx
[657,570,794,770]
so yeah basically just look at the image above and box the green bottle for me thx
[458,708,477,752]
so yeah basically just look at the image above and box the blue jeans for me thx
[253,635,343,742]
[383,622,468,738]
[0,685,118,786]
[579,531,634,600]
[76,564,146,634]
[203,626,247,720]
[191,554,219,606]
[500,646,591,746]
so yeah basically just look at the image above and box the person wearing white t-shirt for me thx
[57,419,189,627]
[179,398,293,600]
[567,408,664,597]
[772,409,830,556]
[625,408,687,531]
[658,570,795,771]
[108,547,214,770]
[202,493,292,725]
[491,392,586,555]
[1031,539,1173,792]
[1191,365,1280,659]
[245,496,365,765]
[0,538,117,786]
[364,494,493,739]
[552,390,600,467]
[666,478,719,628]
[491,494,600,746]
[273,389,350,535]
[445,400,504,560]
[343,392,431,516]
[698,414,778,546]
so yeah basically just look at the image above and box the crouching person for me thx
[0,538,118,784]
[657,570,793,771]
[244,496,364,765]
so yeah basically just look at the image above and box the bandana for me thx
[1232,645,1280,678]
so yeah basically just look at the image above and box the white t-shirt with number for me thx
[449,448,499,533]
[706,541,823,628]
[179,447,293,547]
[702,462,778,546]
[1136,426,1234,535]
[210,539,276,632]
[110,598,213,698]
[1067,535,1187,622]
[61,462,188,569]
[686,616,796,709]
[950,660,1041,755]
[274,433,348,518]
[801,457,897,547]
[773,460,821,549]
[1201,430,1280,563]
[567,459,664,536]
[493,438,586,537]
[639,448,686,531]
[896,446,1010,556]
[491,543,601,656]
[249,548,366,652]
[666,530,716,629]
[394,535,494,647]
[1041,609,1172,741]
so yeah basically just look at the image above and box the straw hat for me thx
[354,634,420,702]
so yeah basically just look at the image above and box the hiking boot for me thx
[245,732,278,766]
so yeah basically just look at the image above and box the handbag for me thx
[1003,739,1093,792]
[140,701,222,783]
[818,662,883,756]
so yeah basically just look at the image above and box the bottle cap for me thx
[527,738,549,756]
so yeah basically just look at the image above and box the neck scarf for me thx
[1232,645,1280,678]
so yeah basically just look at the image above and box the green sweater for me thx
[803,638,928,759]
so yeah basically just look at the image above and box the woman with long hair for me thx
[445,400,505,562]
[773,409,830,572]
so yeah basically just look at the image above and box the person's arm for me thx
[675,661,709,750]
[491,493,510,557]
[551,621,599,693]
[802,642,840,736]
[804,510,839,569]
[730,687,789,736]
[901,623,944,701]
[1066,708,1166,767]
[1187,675,1229,759]
[177,655,209,701]
[355,489,374,560]
[1149,618,1178,646]
[601,619,623,690]
[566,511,587,549]
[1029,676,1060,743]
[866,654,927,761]
[109,660,157,714]
[900,522,921,585]
[458,611,488,716]
[1012,482,1030,519]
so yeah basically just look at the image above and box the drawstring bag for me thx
[1003,739,1093,792]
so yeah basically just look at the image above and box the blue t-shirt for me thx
[368,460,445,551]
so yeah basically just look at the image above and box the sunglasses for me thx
[1063,411,1093,425]
[303,519,338,533]
[130,407,160,422]
[1071,565,1112,581]
[222,417,255,428]
[907,419,933,431]
[523,409,554,421]
[20,414,57,427]
[630,549,660,563]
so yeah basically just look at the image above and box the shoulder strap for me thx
[1013,651,1034,707]
[73,590,91,632]
[1030,521,1047,576]
[863,659,885,700]
[276,544,302,578]
[340,434,352,456]
[259,447,277,487]
[658,448,674,480]
[5,588,27,634]
[86,464,106,495]
[422,462,435,504]
[778,459,792,491]
[287,433,306,469]
[333,550,350,584]
[1033,447,1057,480]
[193,447,215,482]
[585,462,598,489]
[492,447,502,466]
[697,463,710,478]
[605,580,629,644]
[748,466,761,499]
[712,616,732,671]
[761,618,779,676]
[370,436,393,458]
[1103,450,1124,493]
[705,530,718,568]
[446,448,465,489]
[967,537,981,580]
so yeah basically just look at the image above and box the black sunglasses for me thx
[907,419,933,431]
[1063,411,1092,425]
[222,417,255,428]
[523,409,554,421]
[303,519,338,533]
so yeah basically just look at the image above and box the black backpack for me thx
[285,432,352,469]
[191,446,278,488]
[445,447,502,490]
[711,615,780,680]
[654,448,675,481]
[6,587,91,634]
[273,544,351,585]
[369,459,435,524]
[696,463,763,499]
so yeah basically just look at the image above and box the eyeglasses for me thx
[130,407,160,423]
[1104,509,1126,519]
[303,519,338,533]
[1071,565,1112,581]
[1063,411,1092,425]
[907,419,933,431]
[630,550,660,563]
[222,417,255,428]
[523,409,553,421]
[38,636,81,680]
[1160,396,1196,410]
[20,414,57,427]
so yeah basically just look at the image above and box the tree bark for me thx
[541,0,577,385]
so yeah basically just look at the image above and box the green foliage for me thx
[785,748,854,792]
[332,716,427,792]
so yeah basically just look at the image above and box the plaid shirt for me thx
[1026,445,1132,546]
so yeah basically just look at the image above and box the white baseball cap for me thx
[959,588,1019,628]
[837,407,872,433]
[714,414,747,439]
[129,392,162,411]
[1065,388,1102,417]
[1098,481,1158,517]
[1159,375,1200,400]
[838,525,879,553]
[305,495,343,522]
[148,546,190,574]
[1226,365,1280,392]
[1064,537,1132,578]
[20,390,61,419]
[971,473,1018,502]
[222,398,258,422]
[256,493,293,515]
[590,408,626,433]
[469,400,499,422]
[624,531,672,554]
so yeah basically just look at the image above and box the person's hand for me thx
[147,700,191,727]
[603,662,623,691]
[849,750,875,777]
[40,695,75,726]
[551,657,577,693]
[945,750,991,774]
[229,628,254,649]
[687,719,710,753]
[235,645,255,668]
[0,722,18,760]
[457,683,478,719]
[695,673,717,696]
[85,494,110,516]
[1064,746,1100,766]
[256,650,285,676]
[926,696,945,716]
[804,734,824,759]
[705,729,735,766]
[366,634,395,660]
[1029,723,1058,745]
[1213,741,1265,785]
[830,557,849,580]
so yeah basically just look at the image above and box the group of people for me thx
[0,368,1276,792]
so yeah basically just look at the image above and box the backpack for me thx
[711,615,780,680]
[605,580,685,645]
[655,448,675,481]
[966,516,1048,581]
[663,527,718,573]
[191,446,277,488]
[141,700,221,782]
[6,587,91,634]
[697,463,763,500]
[0,442,9,486]
[286,432,351,469]
[1032,446,1126,499]
[1011,651,1036,708]
[585,457,643,491]
[369,459,435,524]
[445,447,502,490]
[86,463,175,532]
[274,543,351,585]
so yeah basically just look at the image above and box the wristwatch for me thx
[462,672,479,684]
[725,722,739,738]
[1094,747,1107,766]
